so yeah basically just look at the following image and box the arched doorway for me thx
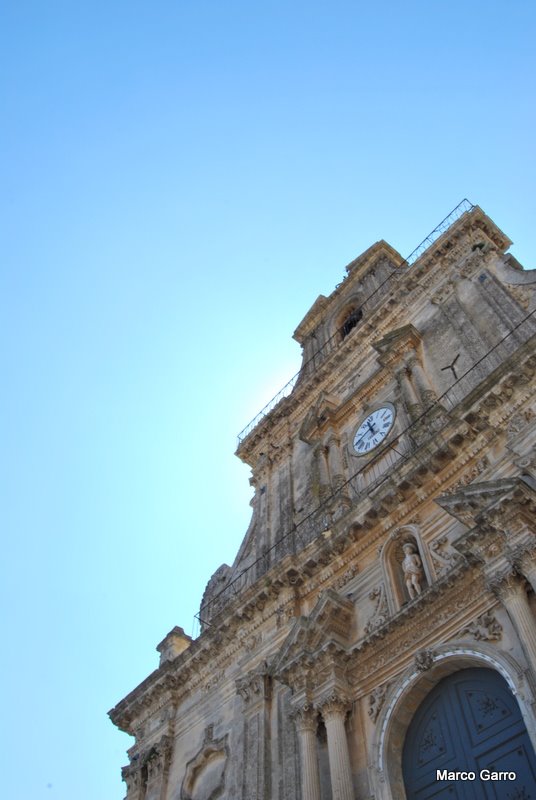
[402,667,536,799]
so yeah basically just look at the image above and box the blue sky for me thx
[1,2,535,798]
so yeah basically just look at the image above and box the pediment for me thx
[435,477,536,529]
[272,589,354,678]
[343,239,404,278]
[293,295,329,343]
[372,323,422,366]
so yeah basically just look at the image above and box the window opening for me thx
[340,307,362,339]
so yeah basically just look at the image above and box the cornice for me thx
[436,477,536,530]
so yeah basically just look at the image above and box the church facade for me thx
[110,203,536,800]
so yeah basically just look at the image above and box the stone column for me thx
[319,696,354,800]
[395,365,421,421]
[326,434,344,492]
[491,572,536,676]
[315,444,331,502]
[293,706,322,800]
[407,353,436,407]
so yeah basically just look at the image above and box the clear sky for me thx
[1,1,534,798]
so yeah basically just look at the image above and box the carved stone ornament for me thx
[123,734,173,796]
[430,280,455,305]
[414,649,437,672]
[401,542,424,600]
[181,733,229,800]
[146,737,172,783]
[199,563,231,629]
[448,457,489,494]
[457,249,486,278]
[437,477,534,531]
[485,569,525,601]
[430,535,462,577]
[509,543,536,577]
[507,408,535,443]
[364,583,388,634]
[290,703,318,733]
[333,563,359,590]
[368,683,390,723]
[459,612,503,642]
[317,692,351,720]
[514,446,536,473]
[275,603,294,629]
[122,762,141,794]
[235,661,271,703]
[204,669,225,693]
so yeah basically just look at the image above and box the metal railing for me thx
[405,198,474,265]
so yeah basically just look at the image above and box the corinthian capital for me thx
[317,692,351,721]
[486,569,525,601]
[122,762,142,796]
[404,350,419,369]
[508,543,536,572]
[145,734,173,782]
[290,703,318,733]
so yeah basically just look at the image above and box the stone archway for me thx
[402,667,536,799]
[370,646,536,800]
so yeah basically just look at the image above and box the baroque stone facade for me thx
[110,204,536,799]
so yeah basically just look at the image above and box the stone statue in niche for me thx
[401,542,424,599]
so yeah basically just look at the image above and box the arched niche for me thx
[369,645,536,800]
[381,525,432,613]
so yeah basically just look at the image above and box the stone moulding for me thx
[368,683,390,723]
[180,732,229,800]
[371,643,533,800]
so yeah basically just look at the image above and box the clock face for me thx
[353,406,395,455]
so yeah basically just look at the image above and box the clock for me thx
[352,405,395,455]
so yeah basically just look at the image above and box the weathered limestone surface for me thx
[110,206,536,800]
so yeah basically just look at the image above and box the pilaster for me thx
[145,735,172,800]
[236,665,273,800]
[395,364,420,421]
[406,353,436,407]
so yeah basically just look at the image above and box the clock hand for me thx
[354,429,371,447]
